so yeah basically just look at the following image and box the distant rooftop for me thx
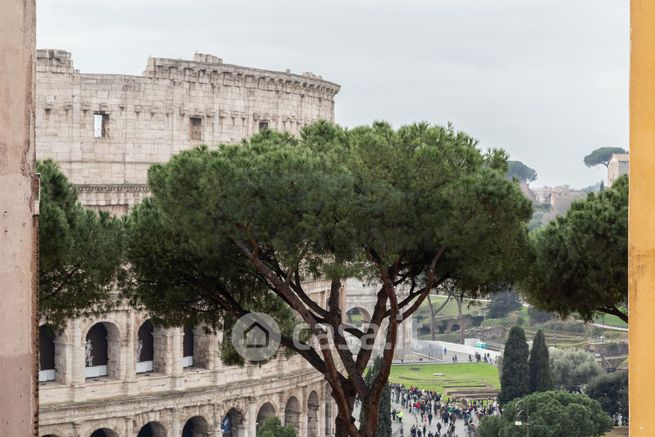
[610,153,630,162]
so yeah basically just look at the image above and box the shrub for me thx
[528,307,554,325]
[256,417,296,437]
[550,348,602,392]
[585,370,628,417]
[478,391,612,437]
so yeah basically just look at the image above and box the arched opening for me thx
[41,434,60,437]
[182,416,209,437]
[307,391,319,437]
[221,408,244,437]
[85,322,120,379]
[284,396,301,433]
[346,307,371,328]
[325,386,333,436]
[89,429,117,437]
[39,324,56,382]
[137,421,167,437]
[137,320,154,373]
[256,402,276,432]
[182,326,194,368]
[85,323,108,378]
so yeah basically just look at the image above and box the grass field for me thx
[593,313,628,329]
[389,363,500,394]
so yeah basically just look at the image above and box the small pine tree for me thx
[359,356,392,437]
[499,326,530,404]
[528,329,553,392]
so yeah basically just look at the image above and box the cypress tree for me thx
[359,356,392,436]
[499,326,530,404]
[529,329,553,393]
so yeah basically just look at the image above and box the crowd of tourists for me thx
[389,383,502,437]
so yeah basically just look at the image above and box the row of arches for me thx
[41,391,327,437]
[39,321,199,382]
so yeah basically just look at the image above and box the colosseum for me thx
[35,49,412,437]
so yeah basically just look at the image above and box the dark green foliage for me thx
[549,349,602,392]
[522,176,628,322]
[583,147,627,168]
[124,121,533,435]
[256,417,296,437]
[476,415,504,437]
[506,160,537,182]
[529,330,553,393]
[527,307,554,325]
[359,356,391,437]
[585,370,628,417]
[499,326,530,404]
[486,291,522,319]
[39,160,123,328]
[477,391,613,437]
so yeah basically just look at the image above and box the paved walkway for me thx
[389,400,476,437]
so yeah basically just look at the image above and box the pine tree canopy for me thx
[39,160,124,328]
[521,176,627,322]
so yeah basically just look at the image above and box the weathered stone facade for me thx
[39,301,335,437]
[35,49,339,214]
[36,51,340,437]
[36,50,413,437]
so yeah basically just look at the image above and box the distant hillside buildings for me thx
[608,153,629,186]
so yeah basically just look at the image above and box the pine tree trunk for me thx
[457,296,465,345]
[427,293,437,341]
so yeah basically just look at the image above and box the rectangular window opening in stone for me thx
[189,116,203,141]
[93,113,109,138]
[258,120,269,132]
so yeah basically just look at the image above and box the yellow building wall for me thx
[630,0,655,434]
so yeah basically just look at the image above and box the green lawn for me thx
[594,313,628,329]
[389,363,500,394]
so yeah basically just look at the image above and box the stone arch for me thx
[221,408,245,437]
[88,429,118,437]
[136,319,154,373]
[284,396,301,433]
[136,421,167,437]
[182,416,209,437]
[324,384,334,436]
[346,306,371,328]
[41,435,60,437]
[307,390,320,437]
[84,321,120,379]
[39,323,56,382]
[256,402,276,431]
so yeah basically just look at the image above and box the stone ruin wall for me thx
[35,49,340,214]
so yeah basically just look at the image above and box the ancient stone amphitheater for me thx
[36,49,340,437]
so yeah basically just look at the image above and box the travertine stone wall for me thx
[39,305,336,437]
[35,49,340,213]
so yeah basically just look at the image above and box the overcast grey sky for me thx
[37,0,629,188]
